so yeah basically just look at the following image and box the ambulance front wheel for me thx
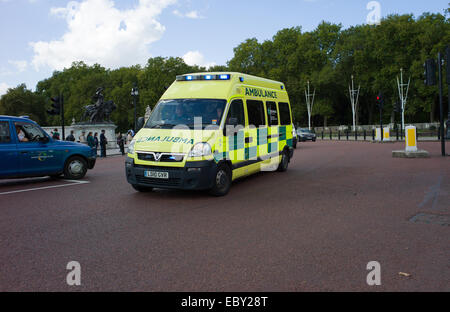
[209,163,232,197]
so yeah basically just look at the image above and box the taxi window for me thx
[0,121,11,143]
[15,122,45,143]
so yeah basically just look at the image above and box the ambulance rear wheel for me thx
[277,150,289,172]
[209,164,231,197]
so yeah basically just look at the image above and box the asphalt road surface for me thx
[1,141,449,291]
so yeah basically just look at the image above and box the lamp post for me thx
[131,84,139,133]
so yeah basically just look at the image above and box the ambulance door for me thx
[224,99,246,179]
[266,101,280,166]
[245,99,266,174]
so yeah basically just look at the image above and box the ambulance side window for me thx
[0,121,11,143]
[278,102,292,125]
[225,99,245,136]
[246,100,265,128]
[266,101,278,126]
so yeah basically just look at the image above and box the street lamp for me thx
[131,84,139,133]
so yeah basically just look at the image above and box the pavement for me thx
[0,141,449,291]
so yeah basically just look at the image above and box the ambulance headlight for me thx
[188,142,212,157]
[127,139,136,155]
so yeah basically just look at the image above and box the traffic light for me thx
[376,93,384,110]
[424,58,436,86]
[47,96,61,115]
[394,101,402,113]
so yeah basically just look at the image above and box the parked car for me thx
[0,115,96,180]
[297,128,317,142]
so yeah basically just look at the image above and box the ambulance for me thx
[125,72,294,196]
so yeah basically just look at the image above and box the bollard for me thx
[438,127,440,140]
[330,130,332,140]
[338,130,341,140]
[372,129,375,141]
[321,131,324,140]
[375,128,381,141]
[405,126,418,152]
[355,129,358,141]
[383,127,390,141]
[364,130,366,141]
[346,130,349,140]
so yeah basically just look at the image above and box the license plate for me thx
[144,171,169,179]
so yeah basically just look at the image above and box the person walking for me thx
[52,128,60,140]
[117,133,125,155]
[87,132,95,151]
[100,130,107,158]
[93,132,99,156]
[79,131,87,144]
[127,130,133,145]
[66,130,75,142]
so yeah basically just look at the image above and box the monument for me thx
[71,87,117,148]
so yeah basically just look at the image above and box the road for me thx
[0,141,449,291]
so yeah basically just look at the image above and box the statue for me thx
[82,87,116,123]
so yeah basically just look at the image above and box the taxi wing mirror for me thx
[39,136,49,143]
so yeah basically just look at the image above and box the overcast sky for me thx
[0,0,448,95]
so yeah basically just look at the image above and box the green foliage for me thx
[1,9,449,130]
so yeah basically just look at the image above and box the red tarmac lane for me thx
[0,141,449,291]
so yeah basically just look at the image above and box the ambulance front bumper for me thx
[125,157,217,190]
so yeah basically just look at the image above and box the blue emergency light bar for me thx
[176,74,231,81]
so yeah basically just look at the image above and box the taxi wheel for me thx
[132,184,153,192]
[277,150,289,172]
[63,156,87,180]
[209,164,231,197]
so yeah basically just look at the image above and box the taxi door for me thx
[0,120,19,177]
[15,122,61,175]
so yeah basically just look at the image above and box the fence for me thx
[315,128,443,142]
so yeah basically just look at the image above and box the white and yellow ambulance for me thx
[125,72,294,196]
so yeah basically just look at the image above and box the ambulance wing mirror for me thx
[136,117,145,132]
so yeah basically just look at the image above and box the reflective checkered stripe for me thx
[213,125,291,164]
[279,125,293,150]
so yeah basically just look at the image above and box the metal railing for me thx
[315,128,443,142]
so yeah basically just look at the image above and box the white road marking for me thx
[0,180,90,195]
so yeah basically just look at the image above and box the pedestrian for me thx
[94,132,99,156]
[52,128,60,140]
[100,130,107,158]
[117,133,125,155]
[66,130,75,142]
[87,132,95,150]
[127,130,133,145]
[79,131,87,144]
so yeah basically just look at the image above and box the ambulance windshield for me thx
[145,99,226,129]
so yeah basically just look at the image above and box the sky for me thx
[0,0,448,96]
